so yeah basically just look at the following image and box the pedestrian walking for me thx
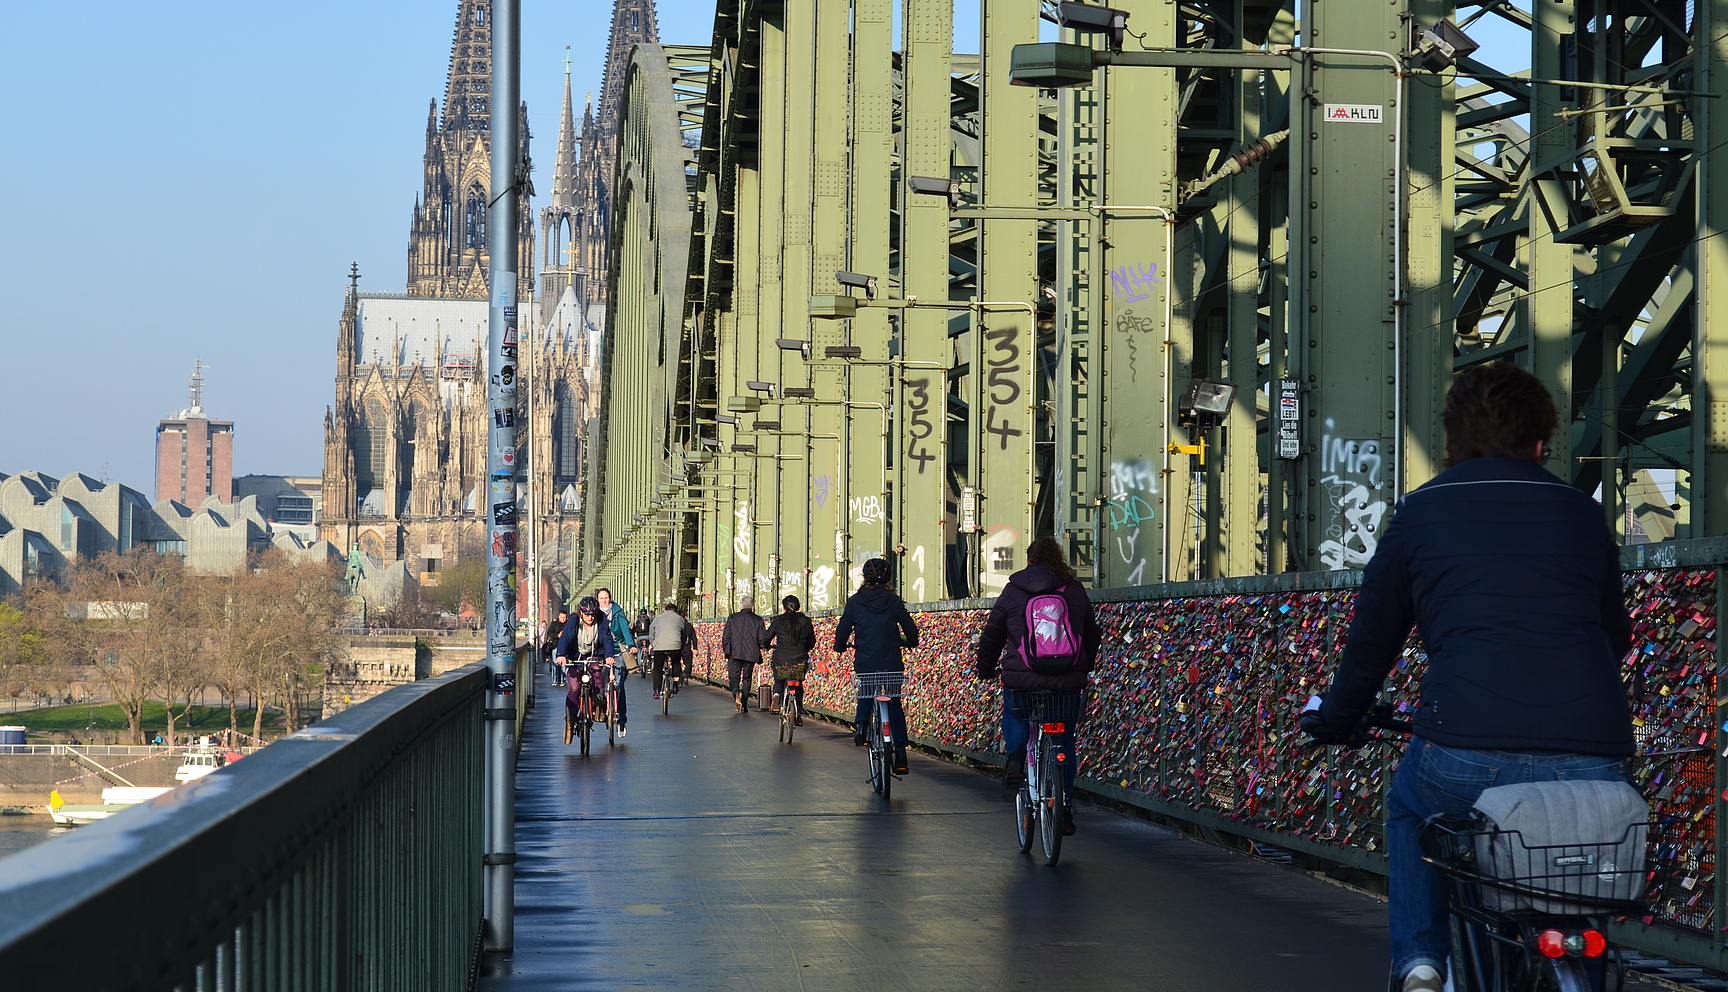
[677,605,698,678]
[544,608,568,684]
[761,594,816,719]
[721,597,766,712]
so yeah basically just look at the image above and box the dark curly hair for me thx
[1442,363,1558,467]
[1025,536,1076,582]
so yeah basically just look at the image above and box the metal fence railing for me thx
[0,662,489,991]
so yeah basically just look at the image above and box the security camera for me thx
[835,270,878,299]
[1057,3,1129,51]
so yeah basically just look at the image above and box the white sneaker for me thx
[1402,965,1442,992]
[618,726,627,738]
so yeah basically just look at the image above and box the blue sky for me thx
[0,0,988,493]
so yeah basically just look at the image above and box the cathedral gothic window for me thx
[465,183,487,249]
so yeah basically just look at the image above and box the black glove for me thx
[1298,701,1356,746]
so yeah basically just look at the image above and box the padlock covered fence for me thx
[691,538,1725,969]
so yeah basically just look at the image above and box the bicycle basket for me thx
[1421,779,1650,915]
[1008,690,1085,727]
[854,672,905,699]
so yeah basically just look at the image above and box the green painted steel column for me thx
[754,9,789,608]
[1056,80,1102,582]
[899,0,954,604]
[778,0,817,606]
[1097,0,1178,586]
[1529,0,1578,480]
[844,0,895,580]
[1401,0,1452,493]
[1221,52,1266,577]
[805,0,853,609]
[975,0,1041,596]
[1693,0,1728,535]
[1287,15,1404,571]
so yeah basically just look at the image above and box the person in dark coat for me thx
[976,537,1102,814]
[1300,363,1635,992]
[676,606,698,678]
[721,597,766,712]
[556,596,619,727]
[761,594,817,720]
[834,558,919,772]
[543,609,568,683]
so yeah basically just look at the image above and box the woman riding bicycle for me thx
[762,594,816,721]
[834,557,919,774]
[975,537,1101,830]
[556,596,619,729]
[1299,364,1635,992]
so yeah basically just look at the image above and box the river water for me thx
[0,816,65,860]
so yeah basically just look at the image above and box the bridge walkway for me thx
[477,669,1391,991]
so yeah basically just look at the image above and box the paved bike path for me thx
[477,670,1393,991]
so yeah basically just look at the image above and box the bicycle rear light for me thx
[1537,930,1567,958]
[1582,930,1607,957]
[1042,723,1066,733]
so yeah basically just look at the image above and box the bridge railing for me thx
[0,662,489,991]
[691,537,1726,971]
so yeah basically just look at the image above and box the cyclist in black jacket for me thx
[1301,363,1635,992]
[834,558,919,772]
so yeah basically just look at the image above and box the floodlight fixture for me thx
[1177,379,1238,429]
[782,387,817,399]
[1056,3,1130,51]
[745,380,776,395]
[824,346,864,360]
[1411,18,1479,72]
[907,174,961,209]
[835,270,878,298]
[1008,42,1098,88]
[752,420,783,431]
[726,396,762,413]
[731,444,757,454]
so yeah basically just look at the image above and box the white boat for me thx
[175,749,222,783]
[46,786,172,826]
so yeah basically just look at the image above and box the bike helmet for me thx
[861,557,891,585]
[576,595,602,617]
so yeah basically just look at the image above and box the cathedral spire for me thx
[598,1,659,126]
[552,49,579,205]
[441,0,493,133]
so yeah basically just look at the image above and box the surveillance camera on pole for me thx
[835,270,878,298]
[1056,2,1131,51]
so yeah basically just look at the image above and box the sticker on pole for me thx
[1323,104,1383,124]
[493,672,516,694]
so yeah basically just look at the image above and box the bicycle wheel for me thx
[607,688,617,747]
[1015,788,1035,853]
[877,702,893,801]
[662,669,671,714]
[1037,737,1063,865]
[1533,956,1592,992]
[578,694,593,755]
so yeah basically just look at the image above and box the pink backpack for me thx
[1020,586,1081,674]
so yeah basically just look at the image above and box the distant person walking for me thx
[722,597,766,712]
[544,609,569,684]
[646,602,687,699]
[677,605,698,679]
[834,558,919,773]
[761,594,816,720]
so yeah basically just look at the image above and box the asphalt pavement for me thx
[477,670,1396,991]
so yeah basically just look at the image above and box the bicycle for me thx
[855,672,904,800]
[651,650,680,714]
[564,661,609,755]
[1010,690,1084,867]
[778,679,803,743]
[1320,707,1650,992]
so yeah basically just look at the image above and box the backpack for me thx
[1020,586,1081,674]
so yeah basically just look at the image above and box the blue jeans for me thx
[1387,739,1627,981]
[1003,690,1082,798]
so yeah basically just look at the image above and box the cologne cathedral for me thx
[320,0,658,601]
